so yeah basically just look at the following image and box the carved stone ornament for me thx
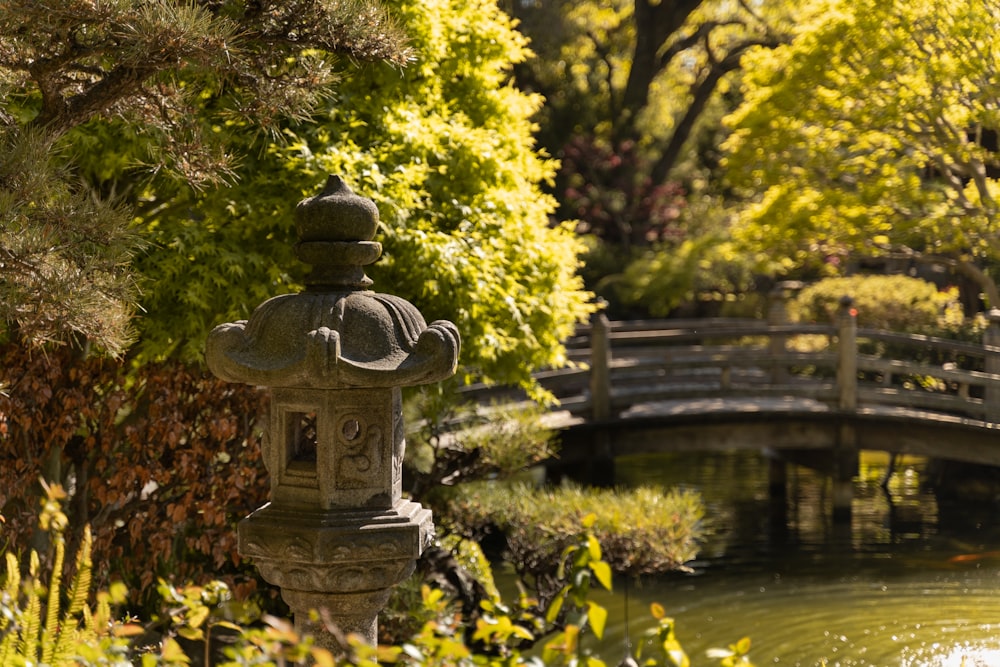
[204,175,458,648]
[206,174,460,389]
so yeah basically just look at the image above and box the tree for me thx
[123,0,594,393]
[500,0,794,318]
[724,0,1000,308]
[506,0,788,184]
[0,0,410,354]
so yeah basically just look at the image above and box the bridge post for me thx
[836,296,858,413]
[590,311,612,422]
[767,280,802,385]
[586,311,615,485]
[833,296,859,522]
[984,310,1000,423]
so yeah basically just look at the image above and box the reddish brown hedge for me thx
[0,342,272,612]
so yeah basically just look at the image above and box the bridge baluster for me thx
[836,296,858,412]
[589,311,612,422]
[767,281,802,384]
[984,310,1000,424]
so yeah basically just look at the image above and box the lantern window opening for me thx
[287,409,319,464]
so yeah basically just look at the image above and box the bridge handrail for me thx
[457,302,1000,427]
[584,303,1000,424]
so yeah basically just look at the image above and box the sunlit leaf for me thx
[310,647,336,667]
[588,601,608,639]
[160,637,191,663]
[546,590,566,624]
[589,560,613,590]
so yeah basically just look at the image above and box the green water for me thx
[592,451,1000,667]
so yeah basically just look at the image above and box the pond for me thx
[589,451,1000,667]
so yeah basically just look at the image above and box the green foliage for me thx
[724,0,1000,302]
[0,128,137,353]
[0,482,138,666]
[591,226,760,321]
[438,483,703,598]
[404,391,559,498]
[0,0,411,354]
[613,237,718,317]
[121,0,594,394]
[791,275,964,334]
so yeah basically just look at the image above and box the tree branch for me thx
[650,36,782,183]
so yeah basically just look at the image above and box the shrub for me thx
[436,483,704,603]
[790,275,964,334]
[0,343,271,615]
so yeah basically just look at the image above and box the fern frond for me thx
[40,535,66,665]
[0,626,15,666]
[1,552,20,632]
[66,526,93,618]
[0,552,22,664]
[18,551,41,660]
[53,526,95,662]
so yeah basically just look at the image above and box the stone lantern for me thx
[205,175,460,648]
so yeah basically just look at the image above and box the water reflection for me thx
[600,451,1000,666]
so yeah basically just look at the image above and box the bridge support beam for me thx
[832,422,858,523]
[766,453,787,500]
[832,297,859,523]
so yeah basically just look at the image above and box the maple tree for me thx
[724,0,1000,307]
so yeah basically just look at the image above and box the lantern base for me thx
[238,499,433,645]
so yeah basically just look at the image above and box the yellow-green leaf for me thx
[161,637,191,663]
[588,601,608,640]
[546,590,566,624]
[589,560,613,590]
[587,534,602,561]
[310,647,336,667]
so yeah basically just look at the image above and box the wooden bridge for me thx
[459,297,1000,517]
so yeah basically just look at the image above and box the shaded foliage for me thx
[557,137,686,251]
[0,349,270,613]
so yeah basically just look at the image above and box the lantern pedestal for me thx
[239,500,432,646]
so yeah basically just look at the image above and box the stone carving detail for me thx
[337,413,381,488]
[206,175,453,647]
[255,559,417,594]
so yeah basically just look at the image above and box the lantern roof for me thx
[206,175,460,389]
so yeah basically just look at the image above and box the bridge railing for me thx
[456,300,1000,425]
[582,301,1000,424]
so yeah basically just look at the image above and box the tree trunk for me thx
[617,0,704,141]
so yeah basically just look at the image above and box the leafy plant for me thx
[437,483,703,603]
[0,481,139,666]
[791,275,963,334]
